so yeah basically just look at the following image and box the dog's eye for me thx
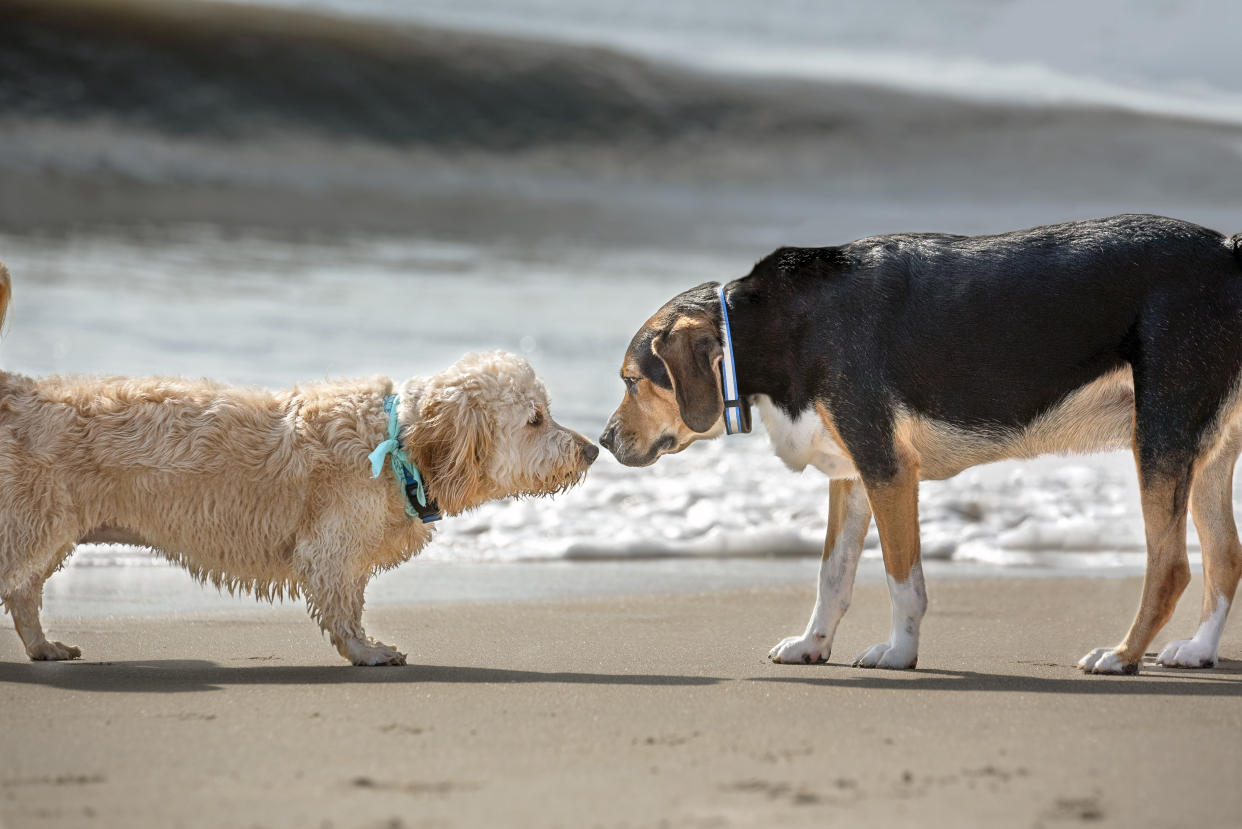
[528,410,544,427]
[623,377,639,395]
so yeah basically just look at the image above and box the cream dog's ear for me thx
[408,383,495,515]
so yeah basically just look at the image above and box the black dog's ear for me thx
[652,317,723,433]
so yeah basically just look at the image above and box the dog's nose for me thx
[599,427,615,451]
[583,442,599,463]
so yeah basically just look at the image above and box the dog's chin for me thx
[511,464,591,499]
[611,433,685,467]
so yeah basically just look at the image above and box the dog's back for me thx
[752,214,1242,432]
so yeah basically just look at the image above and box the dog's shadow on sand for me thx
[747,658,1242,697]
[0,659,728,694]
[5,658,1242,696]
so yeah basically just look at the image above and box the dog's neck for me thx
[719,279,802,420]
[396,377,426,435]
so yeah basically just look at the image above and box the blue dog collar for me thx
[368,394,441,523]
[717,284,750,435]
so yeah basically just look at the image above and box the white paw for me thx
[768,634,831,665]
[27,640,81,661]
[1156,638,1216,669]
[853,643,917,670]
[348,641,407,667]
[1077,647,1138,675]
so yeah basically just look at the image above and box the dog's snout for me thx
[599,426,616,451]
[582,442,599,463]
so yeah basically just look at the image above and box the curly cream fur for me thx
[0,268,594,665]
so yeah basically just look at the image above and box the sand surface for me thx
[2,574,1241,829]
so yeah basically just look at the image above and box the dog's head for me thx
[407,351,596,514]
[599,282,729,467]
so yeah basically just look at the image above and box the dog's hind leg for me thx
[1158,431,1242,668]
[2,544,80,661]
[769,478,872,664]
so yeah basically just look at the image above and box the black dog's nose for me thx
[583,442,599,463]
[599,427,616,451]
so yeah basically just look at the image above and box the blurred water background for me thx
[2,0,1241,612]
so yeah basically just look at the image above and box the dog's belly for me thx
[902,366,1136,480]
[90,477,307,586]
[755,368,1136,482]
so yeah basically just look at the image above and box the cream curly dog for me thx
[0,264,596,665]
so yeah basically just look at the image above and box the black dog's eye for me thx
[528,410,544,427]
[623,377,639,395]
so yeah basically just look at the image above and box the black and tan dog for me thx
[600,214,1242,674]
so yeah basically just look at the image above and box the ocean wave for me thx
[6,0,1242,158]
[0,0,776,150]
[6,0,1242,243]
[240,0,1242,128]
[693,47,1242,130]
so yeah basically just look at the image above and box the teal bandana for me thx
[368,394,441,523]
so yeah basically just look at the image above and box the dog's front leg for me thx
[769,478,872,664]
[1080,467,1191,675]
[3,577,80,662]
[853,459,925,670]
[303,570,406,667]
[295,526,405,667]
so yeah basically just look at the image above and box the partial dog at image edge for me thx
[0,262,597,665]
[600,214,1242,675]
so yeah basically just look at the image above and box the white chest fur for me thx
[754,395,858,478]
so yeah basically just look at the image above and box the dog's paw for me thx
[852,643,917,670]
[27,640,81,661]
[768,634,830,665]
[1077,647,1138,675]
[349,642,407,667]
[1156,639,1216,669]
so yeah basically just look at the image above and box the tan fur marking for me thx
[864,448,922,584]
[814,403,855,463]
[1190,430,1242,623]
[609,374,692,454]
[889,368,1137,481]
[824,478,869,563]
[1115,473,1193,663]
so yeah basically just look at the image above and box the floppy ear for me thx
[652,317,724,433]
[408,385,495,515]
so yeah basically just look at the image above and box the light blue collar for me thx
[368,394,441,523]
[718,284,750,435]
